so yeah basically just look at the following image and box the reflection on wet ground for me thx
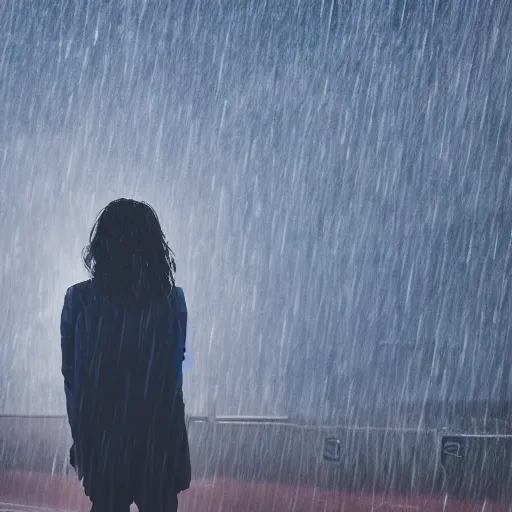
[0,471,509,512]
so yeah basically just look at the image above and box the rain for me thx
[0,0,511,510]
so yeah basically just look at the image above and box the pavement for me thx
[0,471,509,512]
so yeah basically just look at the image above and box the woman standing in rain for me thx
[60,198,191,512]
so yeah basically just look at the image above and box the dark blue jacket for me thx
[60,279,190,493]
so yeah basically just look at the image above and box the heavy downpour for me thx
[0,1,511,511]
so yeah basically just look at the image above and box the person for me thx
[60,198,191,512]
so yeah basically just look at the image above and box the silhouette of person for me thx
[60,198,191,512]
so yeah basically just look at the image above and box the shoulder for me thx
[64,279,93,303]
[174,286,187,312]
[66,279,92,294]
[60,280,92,328]
[69,279,93,291]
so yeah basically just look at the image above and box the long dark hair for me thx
[82,198,176,305]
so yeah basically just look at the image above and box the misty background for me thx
[0,1,511,427]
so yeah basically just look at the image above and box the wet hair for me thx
[82,198,176,305]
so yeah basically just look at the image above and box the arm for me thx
[60,287,75,434]
[177,287,187,361]
[181,307,187,361]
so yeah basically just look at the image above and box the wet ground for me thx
[0,471,508,512]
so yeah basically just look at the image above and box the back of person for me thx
[60,199,190,512]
